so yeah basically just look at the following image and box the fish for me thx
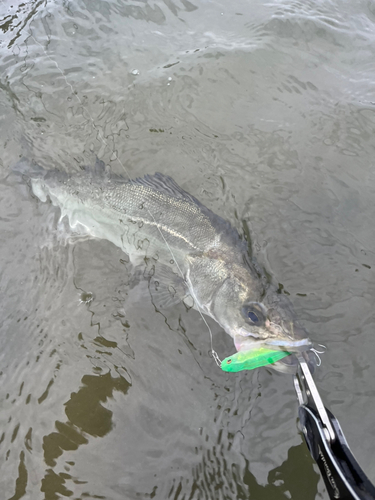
[13,157,312,365]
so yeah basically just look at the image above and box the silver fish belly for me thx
[14,158,312,354]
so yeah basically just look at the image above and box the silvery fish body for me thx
[15,158,312,356]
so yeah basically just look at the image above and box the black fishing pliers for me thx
[294,353,375,500]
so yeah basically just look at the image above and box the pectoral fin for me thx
[146,262,188,310]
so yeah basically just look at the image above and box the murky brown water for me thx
[1,1,375,499]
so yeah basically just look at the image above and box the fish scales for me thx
[109,182,219,254]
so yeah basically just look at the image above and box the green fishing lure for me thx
[221,347,291,372]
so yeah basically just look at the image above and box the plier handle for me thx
[294,353,375,500]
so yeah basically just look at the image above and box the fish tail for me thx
[12,157,46,179]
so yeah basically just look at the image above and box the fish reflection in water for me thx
[14,158,313,369]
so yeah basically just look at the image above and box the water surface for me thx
[1,1,375,499]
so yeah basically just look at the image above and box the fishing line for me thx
[310,345,326,367]
[26,30,222,366]
[310,349,322,366]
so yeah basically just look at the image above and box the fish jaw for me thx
[263,337,311,349]
[233,331,312,353]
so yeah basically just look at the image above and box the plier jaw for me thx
[294,352,335,442]
[293,352,375,500]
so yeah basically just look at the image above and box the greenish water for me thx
[1,1,375,499]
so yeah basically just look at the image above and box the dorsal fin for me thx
[132,172,203,206]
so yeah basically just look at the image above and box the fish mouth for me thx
[263,337,312,352]
[237,326,312,353]
[263,321,312,352]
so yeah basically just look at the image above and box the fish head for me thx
[212,278,312,354]
[236,293,312,352]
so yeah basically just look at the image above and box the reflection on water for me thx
[42,372,130,498]
[166,442,320,500]
[1,0,375,498]
[45,372,130,464]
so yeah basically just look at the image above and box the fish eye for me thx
[248,311,259,323]
[241,302,265,325]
